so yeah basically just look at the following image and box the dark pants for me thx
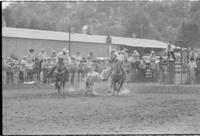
[168,61,175,84]
[70,69,76,85]
[39,60,43,75]
[42,68,49,83]
[33,66,40,81]
[19,71,24,82]
[6,72,13,84]
[196,69,200,84]
[27,69,33,82]
[138,69,146,82]
[77,69,85,83]
[65,69,70,82]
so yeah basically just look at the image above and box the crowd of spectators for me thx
[2,45,200,85]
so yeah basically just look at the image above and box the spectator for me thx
[70,56,77,85]
[38,48,48,61]
[49,50,57,67]
[89,52,94,60]
[50,50,57,59]
[188,57,197,84]
[77,59,85,83]
[138,58,147,82]
[167,44,176,84]
[150,50,156,60]
[167,44,176,61]
[150,58,157,81]
[18,56,27,83]
[25,58,34,82]
[41,57,49,83]
[188,48,195,61]
[159,57,169,84]
[5,57,14,84]
[76,52,82,62]
[196,58,200,84]
[26,49,35,62]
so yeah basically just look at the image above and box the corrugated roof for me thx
[2,27,176,49]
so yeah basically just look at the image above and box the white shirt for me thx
[56,52,71,65]
[26,53,35,62]
[188,61,197,71]
[38,52,48,60]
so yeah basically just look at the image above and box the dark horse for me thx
[110,62,126,95]
[48,61,66,94]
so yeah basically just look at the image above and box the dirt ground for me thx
[3,82,200,134]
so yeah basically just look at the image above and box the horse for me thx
[100,60,126,95]
[48,61,66,94]
[110,62,126,95]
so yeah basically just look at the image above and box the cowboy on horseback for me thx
[48,56,66,94]
[56,48,71,84]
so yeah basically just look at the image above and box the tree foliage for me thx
[2,1,200,47]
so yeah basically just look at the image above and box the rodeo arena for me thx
[2,25,200,134]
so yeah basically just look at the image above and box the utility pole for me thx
[68,27,71,56]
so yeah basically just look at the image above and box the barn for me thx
[2,27,176,58]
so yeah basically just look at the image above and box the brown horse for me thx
[110,62,126,95]
[48,61,66,94]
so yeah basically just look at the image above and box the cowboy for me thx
[56,48,71,65]
[48,56,66,89]
[109,49,118,64]
[56,48,71,82]
[85,64,101,96]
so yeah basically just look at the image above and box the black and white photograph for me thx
[2,0,200,135]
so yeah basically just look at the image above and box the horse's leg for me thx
[55,79,59,94]
[112,82,116,96]
[85,86,89,96]
[85,82,89,96]
[116,73,126,95]
[117,81,123,95]
[89,84,93,96]
[63,77,66,89]
[109,78,113,94]
[58,81,61,94]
